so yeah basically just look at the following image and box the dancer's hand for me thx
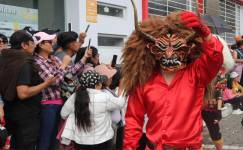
[180,11,211,38]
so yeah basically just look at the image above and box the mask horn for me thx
[195,0,201,18]
[130,0,156,43]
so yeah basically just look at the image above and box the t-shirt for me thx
[54,51,66,62]
[235,49,243,59]
[54,50,75,65]
[4,63,42,120]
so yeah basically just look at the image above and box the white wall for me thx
[65,0,142,64]
[240,6,243,35]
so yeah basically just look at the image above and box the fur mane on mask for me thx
[121,11,204,95]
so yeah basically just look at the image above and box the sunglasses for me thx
[42,40,53,45]
[0,40,7,44]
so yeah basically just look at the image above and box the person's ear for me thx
[21,42,29,50]
[95,83,102,89]
[39,43,45,49]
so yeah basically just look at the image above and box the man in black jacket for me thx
[0,30,57,150]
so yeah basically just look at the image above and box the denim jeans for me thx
[37,104,62,150]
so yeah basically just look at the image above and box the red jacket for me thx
[123,37,223,150]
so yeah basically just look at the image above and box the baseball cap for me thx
[41,28,60,35]
[33,32,56,45]
[10,30,34,49]
[230,72,239,79]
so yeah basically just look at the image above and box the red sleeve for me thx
[123,87,145,150]
[192,36,223,86]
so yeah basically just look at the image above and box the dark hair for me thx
[237,40,243,48]
[0,34,8,43]
[57,31,78,49]
[226,74,233,89]
[74,46,99,65]
[10,30,34,49]
[74,88,91,132]
[23,26,38,35]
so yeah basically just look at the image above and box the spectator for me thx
[55,31,90,65]
[33,31,69,150]
[223,72,243,115]
[0,30,57,150]
[41,28,60,52]
[60,71,125,150]
[54,31,92,101]
[75,46,100,67]
[0,34,8,53]
[232,35,243,84]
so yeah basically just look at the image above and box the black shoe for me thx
[241,119,243,127]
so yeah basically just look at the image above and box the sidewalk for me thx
[203,114,243,150]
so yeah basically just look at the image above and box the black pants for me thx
[74,140,113,150]
[7,117,40,150]
[202,110,222,141]
[137,133,147,150]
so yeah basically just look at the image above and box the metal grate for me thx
[148,0,240,45]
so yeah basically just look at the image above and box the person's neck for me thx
[39,51,49,59]
[20,49,31,55]
[161,69,177,85]
[66,49,75,57]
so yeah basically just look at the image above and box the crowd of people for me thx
[0,28,125,150]
[0,7,243,150]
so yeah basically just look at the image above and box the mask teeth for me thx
[161,58,182,66]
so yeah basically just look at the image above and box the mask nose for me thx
[165,48,173,58]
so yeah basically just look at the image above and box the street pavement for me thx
[203,114,243,150]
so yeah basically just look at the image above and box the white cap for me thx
[230,72,239,79]
[33,32,56,45]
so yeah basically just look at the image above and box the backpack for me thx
[60,72,80,101]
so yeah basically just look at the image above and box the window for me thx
[97,3,124,18]
[148,0,199,17]
[218,0,239,44]
[98,34,125,47]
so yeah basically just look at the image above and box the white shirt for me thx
[60,88,125,145]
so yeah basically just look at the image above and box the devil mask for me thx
[147,32,192,72]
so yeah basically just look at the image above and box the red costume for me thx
[124,37,223,150]
[122,1,223,149]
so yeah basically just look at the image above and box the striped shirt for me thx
[34,53,85,101]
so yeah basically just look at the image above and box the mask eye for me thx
[156,42,167,51]
[172,42,183,50]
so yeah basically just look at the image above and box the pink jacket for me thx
[222,88,235,101]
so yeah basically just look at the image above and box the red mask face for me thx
[147,33,192,72]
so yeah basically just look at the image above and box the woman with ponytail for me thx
[60,70,125,150]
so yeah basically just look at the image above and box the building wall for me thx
[38,0,65,31]
[0,0,65,31]
[147,0,243,45]
[65,0,142,63]
[240,6,243,35]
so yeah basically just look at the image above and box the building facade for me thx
[146,0,243,44]
[0,0,243,63]
[65,0,142,63]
